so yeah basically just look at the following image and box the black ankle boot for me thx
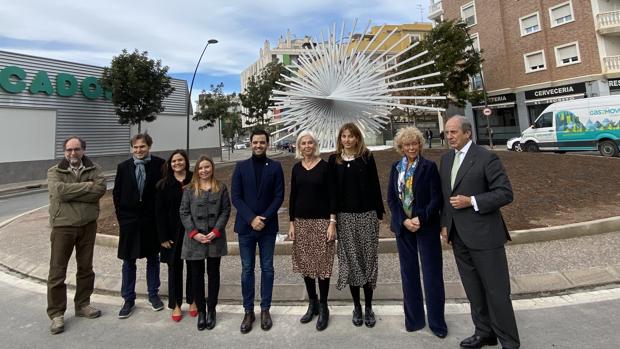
[316,302,329,331]
[300,298,319,324]
[206,310,216,330]
[352,305,363,327]
[197,311,207,331]
[364,306,376,328]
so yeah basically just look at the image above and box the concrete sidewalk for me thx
[0,207,619,304]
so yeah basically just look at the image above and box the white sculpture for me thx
[272,20,446,149]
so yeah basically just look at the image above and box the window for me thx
[524,50,546,73]
[549,1,574,27]
[555,42,580,66]
[461,2,477,27]
[470,73,483,90]
[535,112,553,128]
[520,12,541,36]
[469,33,480,52]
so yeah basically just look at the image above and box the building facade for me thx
[0,50,220,184]
[429,0,620,144]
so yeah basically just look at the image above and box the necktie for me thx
[450,151,462,189]
[135,160,146,201]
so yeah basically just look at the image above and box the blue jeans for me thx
[121,254,160,302]
[238,232,276,311]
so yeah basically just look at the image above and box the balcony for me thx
[597,10,620,36]
[428,1,443,20]
[603,55,620,73]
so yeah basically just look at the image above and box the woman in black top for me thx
[288,131,336,331]
[155,150,194,322]
[329,122,385,328]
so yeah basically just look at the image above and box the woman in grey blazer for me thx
[180,155,231,331]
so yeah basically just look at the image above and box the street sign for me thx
[482,107,492,116]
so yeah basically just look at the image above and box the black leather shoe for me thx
[240,311,255,334]
[316,302,329,331]
[352,305,363,327]
[364,306,376,328]
[261,309,273,330]
[433,331,447,338]
[197,312,207,331]
[300,299,319,324]
[460,334,498,348]
[205,310,216,330]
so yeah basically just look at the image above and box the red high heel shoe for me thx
[189,304,198,317]
[172,309,182,322]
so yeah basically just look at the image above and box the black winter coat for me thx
[113,156,165,259]
[155,171,192,264]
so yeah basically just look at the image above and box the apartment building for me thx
[429,0,620,144]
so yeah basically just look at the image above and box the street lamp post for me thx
[186,39,218,155]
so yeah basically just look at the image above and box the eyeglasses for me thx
[65,148,83,153]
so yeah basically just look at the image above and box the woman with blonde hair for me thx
[387,126,447,338]
[288,131,336,331]
[180,156,231,331]
[328,122,384,328]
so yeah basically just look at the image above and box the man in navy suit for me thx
[440,116,520,349]
[231,129,284,334]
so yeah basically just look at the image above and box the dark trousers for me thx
[238,232,276,311]
[167,259,193,309]
[187,258,221,312]
[121,254,160,302]
[47,221,97,319]
[396,229,447,333]
[451,226,520,349]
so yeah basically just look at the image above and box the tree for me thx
[100,49,175,132]
[193,83,237,130]
[396,20,483,110]
[239,61,286,127]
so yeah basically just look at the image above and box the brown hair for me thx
[335,122,368,164]
[189,155,220,196]
[130,133,153,147]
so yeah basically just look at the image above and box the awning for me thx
[524,93,584,105]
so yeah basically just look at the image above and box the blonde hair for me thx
[393,126,424,155]
[294,130,321,159]
[335,122,368,164]
[189,155,220,196]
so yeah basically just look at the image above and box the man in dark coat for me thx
[439,116,520,349]
[113,133,165,319]
[231,129,284,334]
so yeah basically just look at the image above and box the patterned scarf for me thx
[397,155,418,218]
[133,155,151,201]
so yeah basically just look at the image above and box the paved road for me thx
[1,269,619,349]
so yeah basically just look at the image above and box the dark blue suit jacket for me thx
[231,157,284,235]
[387,156,443,237]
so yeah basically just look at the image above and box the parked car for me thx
[520,96,620,157]
[506,137,522,152]
[234,143,247,150]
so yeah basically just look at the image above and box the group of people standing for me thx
[45,116,519,348]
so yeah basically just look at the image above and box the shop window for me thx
[535,112,553,128]
[549,1,574,28]
[520,12,541,36]
[524,50,546,73]
[555,42,580,67]
[461,2,477,27]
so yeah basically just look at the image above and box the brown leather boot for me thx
[240,310,255,334]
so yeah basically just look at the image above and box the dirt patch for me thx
[98,150,620,239]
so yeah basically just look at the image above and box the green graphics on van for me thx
[556,108,620,142]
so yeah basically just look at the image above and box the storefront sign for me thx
[524,82,586,100]
[0,65,112,100]
[608,78,620,91]
[472,93,516,107]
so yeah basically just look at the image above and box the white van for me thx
[517,96,620,157]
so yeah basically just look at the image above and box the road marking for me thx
[0,204,49,229]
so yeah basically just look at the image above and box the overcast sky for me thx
[0,0,428,101]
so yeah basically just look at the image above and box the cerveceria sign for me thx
[0,65,111,100]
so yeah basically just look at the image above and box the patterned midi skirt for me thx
[336,211,379,290]
[292,218,335,279]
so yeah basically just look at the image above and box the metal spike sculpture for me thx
[271,20,446,149]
